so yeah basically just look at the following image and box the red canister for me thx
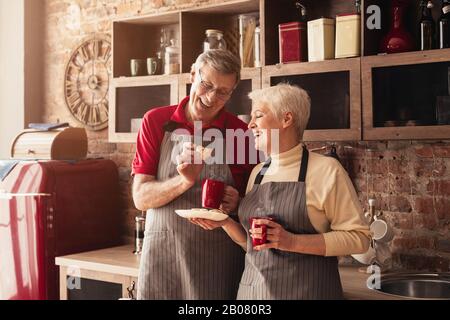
[278,21,308,63]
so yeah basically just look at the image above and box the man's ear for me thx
[283,112,294,129]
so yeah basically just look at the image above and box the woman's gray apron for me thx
[237,147,343,300]
[137,122,244,300]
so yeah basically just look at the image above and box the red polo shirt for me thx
[132,96,257,196]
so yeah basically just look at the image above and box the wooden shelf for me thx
[362,0,445,57]
[361,48,450,68]
[364,125,450,141]
[263,0,360,65]
[112,12,180,78]
[112,11,179,25]
[362,48,450,141]
[262,58,362,142]
[185,0,259,15]
[112,74,180,86]
[180,12,242,73]
[109,75,178,143]
[108,0,450,144]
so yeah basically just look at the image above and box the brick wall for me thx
[42,0,449,271]
[308,141,450,271]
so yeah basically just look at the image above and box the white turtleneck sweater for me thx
[245,143,371,257]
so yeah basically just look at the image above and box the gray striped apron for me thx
[237,147,343,300]
[137,122,245,300]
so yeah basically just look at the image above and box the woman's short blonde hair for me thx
[248,83,311,139]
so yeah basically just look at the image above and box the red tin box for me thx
[279,21,307,63]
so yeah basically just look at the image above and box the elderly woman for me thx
[191,83,370,300]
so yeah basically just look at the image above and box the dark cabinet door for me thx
[67,277,122,300]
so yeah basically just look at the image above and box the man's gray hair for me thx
[194,50,241,84]
[248,83,311,140]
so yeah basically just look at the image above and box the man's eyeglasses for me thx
[197,69,234,101]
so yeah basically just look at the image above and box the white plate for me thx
[175,208,228,221]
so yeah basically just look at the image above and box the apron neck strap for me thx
[254,146,309,185]
[298,146,309,182]
[254,158,271,185]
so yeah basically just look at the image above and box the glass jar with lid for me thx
[203,29,227,52]
[164,39,180,75]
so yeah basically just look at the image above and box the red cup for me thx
[201,179,225,210]
[249,217,273,247]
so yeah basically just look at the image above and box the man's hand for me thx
[176,142,204,186]
[219,185,240,214]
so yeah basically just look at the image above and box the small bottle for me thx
[355,0,361,14]
[203,29,227,52]
[295,1,308,23]
[156,28,169,75]
[254,26,261,67]
[438,0,450,48]
[419,1,435,50]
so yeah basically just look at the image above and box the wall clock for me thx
[64,35,111,131]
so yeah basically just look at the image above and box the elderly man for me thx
[132,50,255,300]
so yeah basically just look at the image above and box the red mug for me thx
[249,217,274,247]
[201,179,225,210]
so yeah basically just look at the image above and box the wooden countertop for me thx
[55,245,140,278]
[55,245,403,300]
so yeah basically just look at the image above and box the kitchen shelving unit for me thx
[108,0,450,143]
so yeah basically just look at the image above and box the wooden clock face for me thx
[64,36,111,131]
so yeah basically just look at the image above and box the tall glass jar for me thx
[164,39,180,75]
[239,14,257,67]
[203,29,227,52]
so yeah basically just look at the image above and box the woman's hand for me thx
[188,217,231,230]
[250,219,296,252]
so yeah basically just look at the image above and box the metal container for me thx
[307,18,335,62]
[279,21,308,63]
[335,13,361,59]
[134,214,146,255]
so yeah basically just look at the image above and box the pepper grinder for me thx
[134,212,146,255]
